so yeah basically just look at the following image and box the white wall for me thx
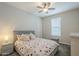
[0,3,42,45]
[42,8,79,45]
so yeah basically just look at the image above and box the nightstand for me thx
[1,43,13,56]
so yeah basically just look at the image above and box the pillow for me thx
[21,34,30,41]
[29,33,36,39]
[16,35,21,40]
[16,34,30,41]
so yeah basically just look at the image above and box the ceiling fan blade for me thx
[42,2,46,8]
[48,8,55,10]
[37,6,43,9]
[47,2,51,7]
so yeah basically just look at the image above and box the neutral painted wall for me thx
[42,8,79,45]
[0,2,42,51]
[0,3,42,37]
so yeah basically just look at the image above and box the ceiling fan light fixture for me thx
[43,8,48,12]
[37,2,55,13]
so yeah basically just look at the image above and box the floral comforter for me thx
[15,38,59,56]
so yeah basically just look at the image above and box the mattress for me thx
[15,38,59,56]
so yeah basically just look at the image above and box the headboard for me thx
[14,31,35,35]
[13,30,35,43]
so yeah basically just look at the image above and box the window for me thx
[51,17,61,36]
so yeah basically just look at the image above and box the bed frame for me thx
[13,30,59,56]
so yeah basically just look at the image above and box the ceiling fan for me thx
[37,2,55,13]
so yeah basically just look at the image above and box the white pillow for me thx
[16,35,21,40]
[16,34,30,41]
[29,33,36,39]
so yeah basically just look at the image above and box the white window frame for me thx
[51,17,61,37]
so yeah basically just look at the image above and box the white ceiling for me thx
[6,2,79,17]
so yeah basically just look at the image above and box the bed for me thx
[14,31,59,56]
